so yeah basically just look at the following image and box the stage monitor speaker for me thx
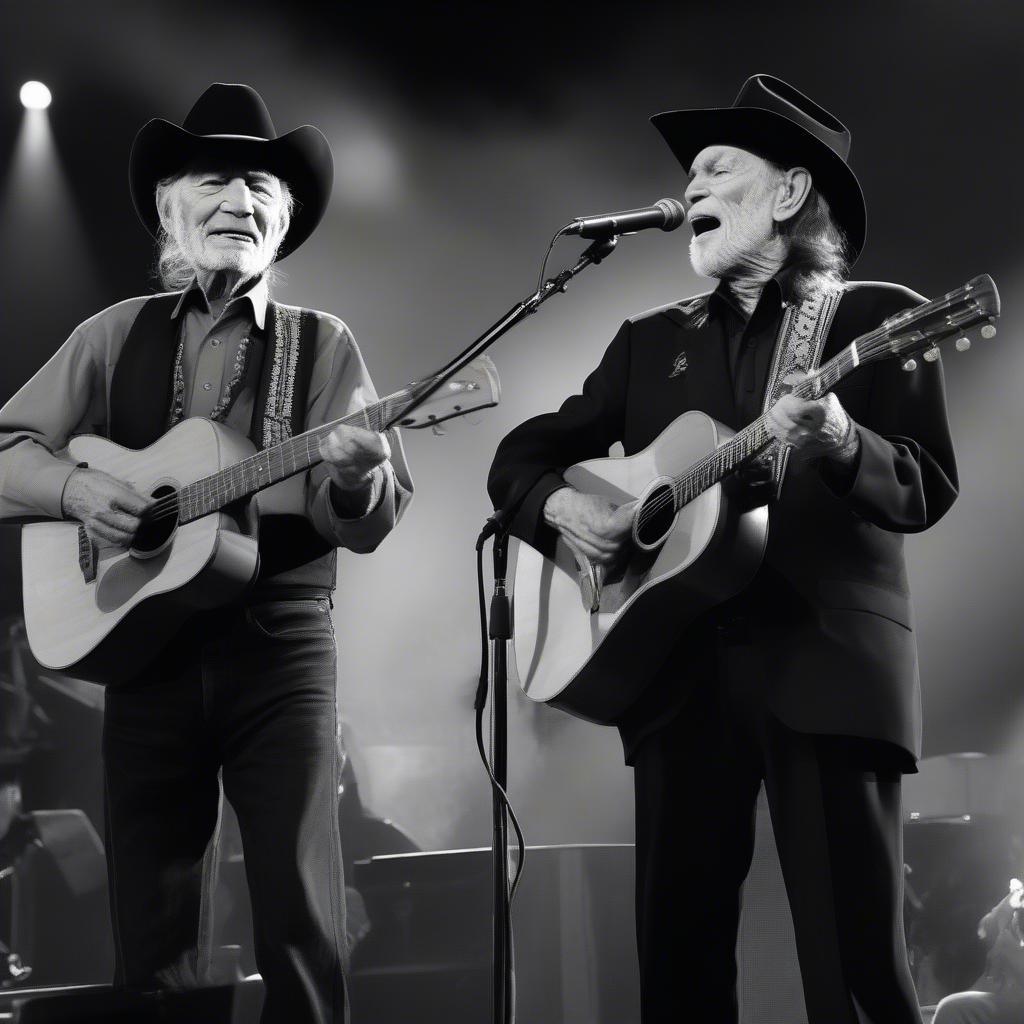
[351,805,811,1023]
[10,979,264,1023]
[352,844,639,1024]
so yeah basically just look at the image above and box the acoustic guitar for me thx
[23,357,500,683]
[508,277,1000,724]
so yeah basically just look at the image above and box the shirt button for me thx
[202,382,213,391]
[210,338,221,347]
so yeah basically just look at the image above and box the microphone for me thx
[561,198,686,239]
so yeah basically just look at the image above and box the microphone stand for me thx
[488,520,513,1024]
[449,234,618,1024]
[381,235,619,433]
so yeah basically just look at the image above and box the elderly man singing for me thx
[489,75,958,1022]
[0,84,413,1022]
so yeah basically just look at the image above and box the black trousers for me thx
[102,597,348,1024]
[632,629,920,1024]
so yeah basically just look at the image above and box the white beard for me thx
[166,200,282,287]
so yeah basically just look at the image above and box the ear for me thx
[772,167,812,224]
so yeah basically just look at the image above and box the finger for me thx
[86,520,128,546]
[327,424,388,455]
[559,531,611,563]
[611,499,639,524]
[111,490,151,515]
[770,405,801,434]
[97,509,141,534]
[560,524,623,558]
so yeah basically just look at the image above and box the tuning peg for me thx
[923,346,941,363]
[981,321,997,339]
[955,336,972,352]
[902,358,918,372]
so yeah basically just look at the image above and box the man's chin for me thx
[196,250,268,279]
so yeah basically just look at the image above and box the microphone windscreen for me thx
[655,198,687,231]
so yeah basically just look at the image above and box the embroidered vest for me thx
[109,293,337,591]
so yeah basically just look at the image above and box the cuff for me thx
[328,464,386,520]
[511,470,569,555]
[818,424,863,498]
[10,451,80,520]
[313,462,398,554]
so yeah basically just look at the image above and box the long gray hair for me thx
[151,171,295,292]
[770,165,851,301]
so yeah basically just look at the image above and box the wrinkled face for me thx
[160,165,290,282]
[683,145,782,279]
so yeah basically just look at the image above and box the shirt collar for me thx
[170,273,269,330]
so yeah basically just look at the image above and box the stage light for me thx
[19,82,52,111]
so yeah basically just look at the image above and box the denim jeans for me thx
[102,597,348,1023]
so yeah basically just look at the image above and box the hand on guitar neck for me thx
[61,468,152,547]
[765,376,860,465]
[542,486,636,568]
[318,423,391,517]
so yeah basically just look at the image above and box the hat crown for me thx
[735,74,851,161]
[181,83,277,140]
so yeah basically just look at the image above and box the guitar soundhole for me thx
[635,483,676,549]
[132,484,178,556]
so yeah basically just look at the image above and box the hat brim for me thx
[650,106,866,263]
[129,119,334,260]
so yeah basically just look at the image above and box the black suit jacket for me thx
[487,280,958,767]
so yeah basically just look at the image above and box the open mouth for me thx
[690,215,721,237]
[209,230,256,243]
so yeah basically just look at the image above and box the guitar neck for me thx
[672,332,867,506]
[176,387,416,524]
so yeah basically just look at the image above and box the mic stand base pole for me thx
[489,526,512,1024]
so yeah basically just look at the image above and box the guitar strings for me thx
[135,380,429,525]
[633,302,980,532]
[121,293,983,538]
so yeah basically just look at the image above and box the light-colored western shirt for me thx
[0,276,413,555]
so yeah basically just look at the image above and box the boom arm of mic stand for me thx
[381,235,620,433]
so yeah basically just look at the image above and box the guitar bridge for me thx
[77,526,97,584]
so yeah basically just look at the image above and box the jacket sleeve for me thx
[820,285,959,532]
[487,319,631,551]
[0,320,106,522]
[304,317,413,554]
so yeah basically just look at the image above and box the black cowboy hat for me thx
[651,74,866,262]
[129,83,334,260]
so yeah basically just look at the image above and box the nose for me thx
[684,175,708,209]
[219,177,254,217]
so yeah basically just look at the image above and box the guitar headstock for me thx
[872,274,1001,371]
[397,355,502,429]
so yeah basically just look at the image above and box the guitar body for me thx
[22,418,260,685]
[509,410,769,725]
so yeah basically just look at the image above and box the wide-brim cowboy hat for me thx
[651,74,866,262]
[129,82,334,261]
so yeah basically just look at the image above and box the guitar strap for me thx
[250,301,317,450]
[757,285,844,496]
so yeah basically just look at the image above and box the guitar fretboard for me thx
[175,387,417,524]
[672,345,857,507]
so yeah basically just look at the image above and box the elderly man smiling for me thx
[489,75,958,1022]
[0,84,412,1022]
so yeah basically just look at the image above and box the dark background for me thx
[0,0,1020,850]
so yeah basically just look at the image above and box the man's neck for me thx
[196,269,254,302]
[720,240,788,318]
